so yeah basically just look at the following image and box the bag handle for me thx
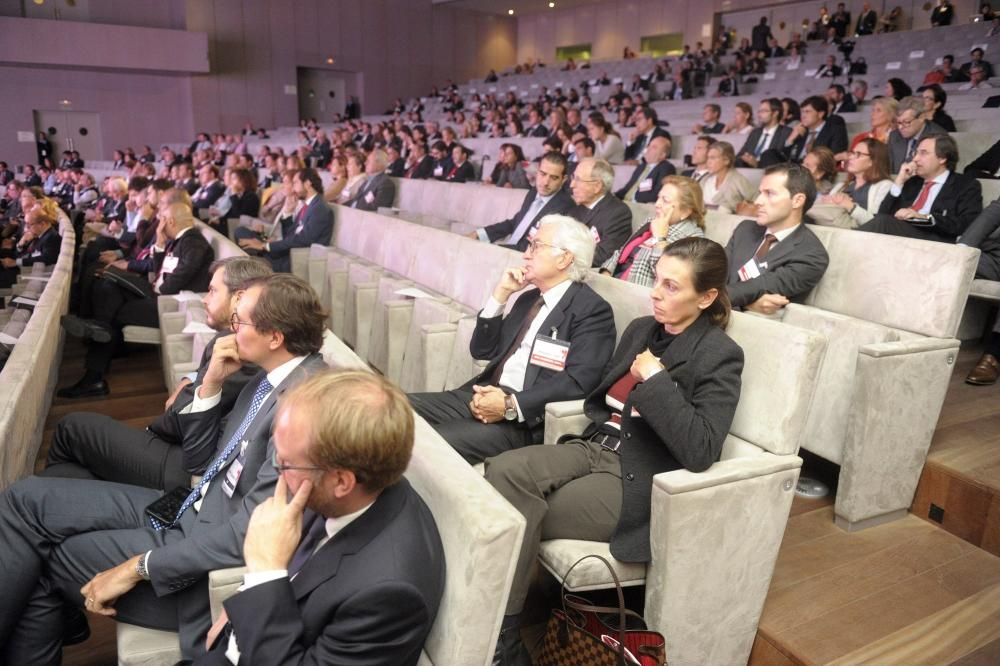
[563,594,646,629]
[559,554,628,664]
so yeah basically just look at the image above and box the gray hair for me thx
[210,256,273,292]
[538,214,595,282]
[370,148,389,172]
[896,96,925,117]
[590,158,615,194]
[852,79,868,92]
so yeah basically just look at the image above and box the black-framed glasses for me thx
[848,150,871,158]
[527,239,567,255]
[271,451,325,474]
[230,312,256,332]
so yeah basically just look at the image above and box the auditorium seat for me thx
[541,310,827,666]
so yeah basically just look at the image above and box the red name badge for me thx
[529,335,570,371]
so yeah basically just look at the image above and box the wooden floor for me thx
[44,342,999,665]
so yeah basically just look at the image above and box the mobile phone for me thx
[144,485,193,525]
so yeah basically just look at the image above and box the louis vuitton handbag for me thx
[536,555,667,666]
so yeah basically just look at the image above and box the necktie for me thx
[151,377,274,530]
[754,131,771,158]
[625,164,652,202]
[487,293,545,387]
[754,233,779,264]
[910,180,935,213]
[287,510,329,577]
[905,138,917,163]
[804,130,817,156]
[510,195,548,244]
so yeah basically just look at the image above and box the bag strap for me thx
[560,554,628,664]
[563,594,646,629]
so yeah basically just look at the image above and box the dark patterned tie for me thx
[487,294,545,386]
[288,510,329,577]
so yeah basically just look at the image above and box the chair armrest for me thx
[208,567,248,621]
[290,247,309,281]
[418,322,458,393]
[543,400,588,446]
[652,452,803,495]
[858,336,958,358]
[159,312,187,337]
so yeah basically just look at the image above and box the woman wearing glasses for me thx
[600,176,706,287]
[822,138,893,228]
[836,96,897,163]
[487,237,743,663]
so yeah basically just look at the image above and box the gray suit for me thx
[887,122,946,174]
[0,354,327,663]
[345,172,396,212]
[961,197,1000,281]
[724,219,830,308]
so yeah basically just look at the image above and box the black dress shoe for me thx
[62,605,90,646]
[493,617,532,666]
[57,378,110,399]
[60,314,112,343]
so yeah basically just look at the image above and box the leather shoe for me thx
[966,353,1000,386]
[60,314,112,343]
[492,616,531,666]
[57,378,110,399]
[62,605,90,646]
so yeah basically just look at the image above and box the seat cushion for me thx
[538,539,647,591]
[116,624,182,666]
[970,278,1000,303]
[122,325,161,345]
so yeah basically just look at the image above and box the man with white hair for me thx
[344,148,396,211]
[409,215,616,463]
[569,157,634,266]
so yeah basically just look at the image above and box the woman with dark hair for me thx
[917,84,956,132]
[587,111,625,163]
[215,167,260,233]
[487,143,529,189]
[781,97,801,126]
[803,146,841,195]
[884,77,912,100]
[825,137,894,227]
[486,236,744,663]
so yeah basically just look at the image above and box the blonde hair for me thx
[662,175,707,229]
[279,370,414,492]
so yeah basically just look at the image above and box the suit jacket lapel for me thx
[762,226,802,267]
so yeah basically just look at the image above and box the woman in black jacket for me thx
[214,167,260,234]
[486,236,744,664]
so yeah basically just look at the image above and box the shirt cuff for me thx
[510,393,526,423]
[154,244,166,253]
[241,570,288,590]
[264,242,271,253]
[481,296,505,318]
[889,183,902,198]
[476,228,490,243]
[183,371,198,383]
[181,386,223,414]
[642,365,665,382]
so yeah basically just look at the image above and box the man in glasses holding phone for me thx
[409,215,615,464]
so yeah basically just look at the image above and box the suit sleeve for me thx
[374,178,396,209]
[964,140,1000,178]
[727,233,830,307]
[269,205,334,256]
[960,198,1000,247]
[225,579,431,666]
[159,237,213,295]
[934,177,983,238]
[483,197,530,242]
[593,203,635,267]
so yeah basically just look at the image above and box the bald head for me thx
[645,136,671,165]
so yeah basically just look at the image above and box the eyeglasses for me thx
[848,150,871,158]
[571,174,599,183]
[230,312,256,332]
[896,117,918,127]
[527,239,567,255]
[271,451,325,474]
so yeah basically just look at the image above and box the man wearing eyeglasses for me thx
[0,274,329,662]
[0,207,61,288]
[196,371,445,665]
[410,215,615,464]
[568,157,633,266]
[887,96,946,175]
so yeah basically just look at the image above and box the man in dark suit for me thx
[965,138,1000,179]
[569,157,634,266]
[726,163,829,314]
[737,98,792,168]
[692,104,725,135]
[826,84,856,114]
[238,168,333,273]
[404,142,434,179]
[888,96,947,174]
[0,274,329,663]
[861,134,983,243]
[958,198,1000,385]
[782,95,849,163]
[615,136,675,204]
[524,108,549,138]
[191,164,226,215]
[831,2,851,37]
[0,207,62,287]
[345,149,396,211]
[385,145,406,177]
[43,257,271,490]
[475,152,575,250]
[176,163,199,196]
[410,215,616,463]
[196,370,445,665]
[751,17,773,52]
[855,2,877,35]
[623,105,671,163]
[58,202,215,398]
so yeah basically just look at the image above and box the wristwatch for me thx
[503,394,518,421]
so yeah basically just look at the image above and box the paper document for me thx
[12,297,38,306]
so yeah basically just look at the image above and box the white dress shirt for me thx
[889,170,949,216]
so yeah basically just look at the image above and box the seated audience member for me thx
[176,163,199,196]
[959,64,994,90]
[476,152,574,250]
[238,169,334,272]
[826,84,856,114]
[323,156,349,203]
[44,257,271,490]
[885,77,913,100]
[723,102,754,136]
[214,167,260,233]
[700,141,756,213]
[487,236,743,664]
[815,55,843,79]
[715,66,741,97]
[839,96,897,162]
[925,54,967,85]
[888,96,946,175]
[404,142,434,180]
[692,104,725,135]
[587,112,625,164]
[783,96,849,163]
[567,137,595,179]
[345,148,396,211]
[781,97,801,126]
[918,84,957,132]
[726,163,829,314]
[191,164,226,216]
[197,371,445,665]
[803,146,842,195]
[569,157,634,265]
[0,275,326,662]
[958,198,1000,385]
[0,206,62,288]
[614,136,675,204]
[965,138,1000,179]
[487,144,530,189]
[624,105,671,164]
[444,145,476,182]
[410,215,615,464]
[821,138,894,227]
[603,176,706,286]
[385,145,406,177]
[737,98,792,168]
[961,47,995,79]
[856,2,878,35]
[861,134,983,243]
[851,79,869,106]
[429,141,454,180]
[931,0,954,25]
[58,202,215,398]
[683,135,717,181]
[336,154,367,203]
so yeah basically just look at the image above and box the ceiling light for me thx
[508,8,514,15]
[326,57,334,64]
[549,2,556,7]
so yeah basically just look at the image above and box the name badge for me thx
[222,440,249,498]
[530,335,570,371]
[295,222,304,235]
[738,257,763,282]
[433,165,444,177]
[589,226,601,243]
[31,250,42,257]
[364,191,375,204]
[638,178,653,192]
[162,255,180,274]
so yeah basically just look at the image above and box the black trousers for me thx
[858,214,951,243]
[41,412,190,491]
[85,278,159,376]
[408,387,541,464]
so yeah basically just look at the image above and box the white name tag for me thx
[364,191,375,204]
[530,335,570,371]
[590,226,601,243]
[221,440,248,498]
[738,257,763,281]
[162,255,180,273]
[31,250,42,257]
[295,222,304,234]
[638,178,653,192]
[433,165,444,177]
